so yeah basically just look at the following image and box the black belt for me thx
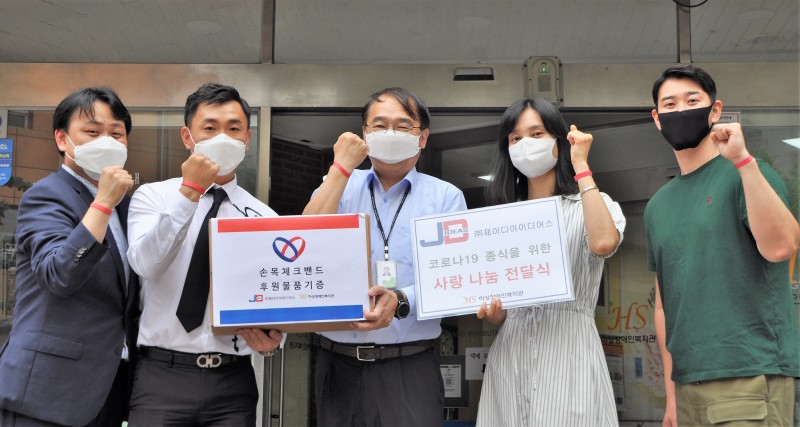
[139,346,249,369]
[318,336,433,362]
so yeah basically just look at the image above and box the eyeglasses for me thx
[364,123,422,134]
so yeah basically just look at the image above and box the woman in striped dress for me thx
[476,98,625,426]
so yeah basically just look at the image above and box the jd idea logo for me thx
[272,237,306,262]
[419,219,469,247]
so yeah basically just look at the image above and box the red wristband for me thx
[332,161,351,179]
[734,155,754,169]
[90,202,112,216]
[181,180,205,193]
[574,170,593,182]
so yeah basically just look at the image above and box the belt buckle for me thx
[196,354,223,368]
[356,345,375,362]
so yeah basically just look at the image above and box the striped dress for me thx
[476,193,626,427]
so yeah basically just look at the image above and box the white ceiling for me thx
[0,0,796,64]
[0,0,796,202]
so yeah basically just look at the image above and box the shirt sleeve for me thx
[586,193,627,260]
[646,233,657,273]
[738,158,792,230]
[126,183,198,280]
[309,176,325,200]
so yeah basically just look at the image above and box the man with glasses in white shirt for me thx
[304,87,467,427]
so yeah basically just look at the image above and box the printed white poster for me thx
[411,197,574,319]
[440,364,462,398]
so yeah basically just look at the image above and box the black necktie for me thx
[176,187,228,332]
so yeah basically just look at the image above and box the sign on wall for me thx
[0,139,12,186]
[465,346,491,381]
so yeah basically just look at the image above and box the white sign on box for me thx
[410,197,574,320]
[209,213,372,334]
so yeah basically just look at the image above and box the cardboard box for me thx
[210,213,372,334]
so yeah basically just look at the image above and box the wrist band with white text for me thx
[90,202,112,216]
[734,155,754,169]
[574,170,593,182]
[181,180,205,193]
[332,161,351,179]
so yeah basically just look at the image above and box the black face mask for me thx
[657,105,714,151]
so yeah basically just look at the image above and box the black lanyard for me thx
[369,180,411,261]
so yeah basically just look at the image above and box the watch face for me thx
[397,302,410,318]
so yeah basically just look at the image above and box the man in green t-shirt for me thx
[646,64,800,426]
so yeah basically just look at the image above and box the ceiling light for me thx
[477,175,492,181]
[782,138,800,150]
[453,67,494,81]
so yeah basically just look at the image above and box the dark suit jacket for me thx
[0,167,140,426]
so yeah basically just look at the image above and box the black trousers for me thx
[128,355,258,427]
[0,360,128,427]
[315,346,444,427]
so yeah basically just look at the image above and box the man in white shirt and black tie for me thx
[126,83,282,426]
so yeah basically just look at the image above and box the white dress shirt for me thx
[127,176,277,355]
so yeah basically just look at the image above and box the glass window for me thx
[129,111,260,193]
[0,109,261,321]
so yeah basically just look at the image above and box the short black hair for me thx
[184,83,252,128]
[652,64,717,106]
[485,98,578,206]
[52,87,132,157]
[53,87,131,134]
[362,87,430,130]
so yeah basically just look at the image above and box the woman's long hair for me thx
[484,98,578,206]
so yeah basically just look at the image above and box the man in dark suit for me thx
[0,87,140,426]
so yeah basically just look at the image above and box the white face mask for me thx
[66,134,128,181]
[508,136,558,178]
[365,131,421,164]
[191,132,247,176]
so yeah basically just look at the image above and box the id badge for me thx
[376,260,398,289]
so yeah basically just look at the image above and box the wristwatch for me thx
[394,290,410,319]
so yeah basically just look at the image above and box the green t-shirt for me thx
[645,155,800,384]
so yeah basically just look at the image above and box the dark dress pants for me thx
[315,346,444,427]
[128,355,258,427]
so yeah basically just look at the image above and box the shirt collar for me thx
[366,167,418,193]
[208,176,239,199]
[61,164,97,196]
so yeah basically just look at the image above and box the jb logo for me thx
[419,219,469,247]
[272,236,306,262]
